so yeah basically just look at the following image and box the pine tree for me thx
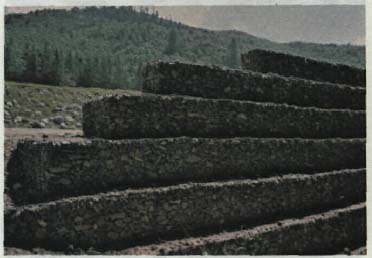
[5,43,26,81]
[78,55,93,87]
[23,46,38,82]
[88,55,100,86]
[135,63,143,89]
[101,54,112,87]
[164,29,178,55]
[65,50,74,72]
[64,50,77,86]
[51,49,65,85]
[4,39,11,78]
[225,38,240,69]
[39,43,53,84]
[34,50,43,82]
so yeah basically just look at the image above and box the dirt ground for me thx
[5,127,83,139]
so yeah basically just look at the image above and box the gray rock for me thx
[41,118,49,124]
[31,121,46,129]
[35,110,42,116]
[60,123,68,129]
[72,111,80,117]
[237,114,247,120]
[53,107,65,112]
[66,104,81,110]
[12,183,22,190]
[58,178,71,185]
[14,116,23,123]
[186,155,200,163]
[65,115,74,123]
[53,116,64,125]
[6,101,12,107]
[24,109,33,116]
[86,247,100,255]
[107,232,119,240]
[38,220,47,227]
[74,216,84,224]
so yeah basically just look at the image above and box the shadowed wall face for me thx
[82,93,365,140]
[241,49,366,87]
[142,62,365,109]
[7,138,366,204]
[4,170,366,249]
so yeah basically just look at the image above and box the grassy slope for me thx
[4,81,140,129]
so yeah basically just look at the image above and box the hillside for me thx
[5,6,365,90]
[4,81,137,129]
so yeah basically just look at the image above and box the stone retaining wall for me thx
[241,49,366,87]
[7,138,365,204]
[5,169,366,249]
[83,94,365,139]
[142,62,365,110]
[122,203,366,255]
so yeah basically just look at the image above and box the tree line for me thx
[5,7,240,89]
[5,40,143,88]
[5,6,363,89]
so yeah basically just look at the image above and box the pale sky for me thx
[155,5,365,45]
[3,0,366,5]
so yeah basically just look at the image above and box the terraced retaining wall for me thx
[5,169,366,249]
[241,49,366,87]
[122,203,366,255]
[142,62,365,110]
[83,94,365,139]
[8,138,365,204]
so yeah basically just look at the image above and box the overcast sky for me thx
[5,3,365,45]
[155,5,365,45]
[4,0,366,5]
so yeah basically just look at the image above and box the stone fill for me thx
[83,93,365,139]
[8,138,365,204]
[142,61,365,109]
[121,203,366,255]
[241,49,365,87]
[4,169,365,249]
[4,54,367,255]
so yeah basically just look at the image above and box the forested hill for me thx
[5,6,365,90]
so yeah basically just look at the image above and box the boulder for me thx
[31,121,46,129]
[53,116,64,125]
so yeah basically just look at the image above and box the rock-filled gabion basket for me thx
[4,53,366,255]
